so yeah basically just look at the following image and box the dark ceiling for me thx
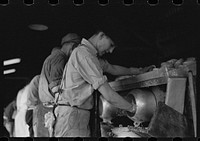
[1,0,200,136]
[1,0,200,79]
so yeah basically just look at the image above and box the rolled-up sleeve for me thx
[27,75,40,108]
[76,55,107,90]
[99,59,110,72]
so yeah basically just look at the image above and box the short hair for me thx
[94,30,104,35]
[94,30,116,47]
[61,33,81,46]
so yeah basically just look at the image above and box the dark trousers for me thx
[25,109,34,137]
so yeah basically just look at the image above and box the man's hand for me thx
[130,67,143,75]
[115,75,133,81]
[117,103,136,117]
[117,108,127,116]
[139,65,156,74]
[127,101,136,117]
[124,94,137,117]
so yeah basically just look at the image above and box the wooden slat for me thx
[109,67,187,92]
[110,77,167,92]
[165,78,186,114]
[109,67,166,87]
[188,72,197,137]
[167,68,188,78]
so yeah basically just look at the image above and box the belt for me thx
[56,103,71,106]
[57,103,89,111]
[43,101,89,111]
[42,101,70,108]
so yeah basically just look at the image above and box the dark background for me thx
[1,0,199,137]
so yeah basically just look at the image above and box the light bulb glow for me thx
[4,69,16,75]
[4,58,21,66]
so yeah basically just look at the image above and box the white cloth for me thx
[54,106,90,137]
[14,85,29,137]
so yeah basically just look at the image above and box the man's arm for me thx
[98,82,135,113]
[105,63,142,76]
[104,61,155,76]
[43,54,66,94]
[75,53,135,113]
[27,75,40,110]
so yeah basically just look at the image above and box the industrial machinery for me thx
[99,89,157,125]
[99,89,157,137]
[125,89,157,125]
[97,57,196,137]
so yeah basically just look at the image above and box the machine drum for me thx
[125,89,157,123]
[99,95,119,123]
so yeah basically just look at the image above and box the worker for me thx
[25,75,40,137]
[3,100,17,137]
[14,85,30,137]
[36,33,81,137]
[53,31,149,137]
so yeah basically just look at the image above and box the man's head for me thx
[90,31,116,56]
[61,33,81,56]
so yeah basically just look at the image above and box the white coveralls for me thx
[14,85,29,137]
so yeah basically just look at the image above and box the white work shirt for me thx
[58,38,107,110]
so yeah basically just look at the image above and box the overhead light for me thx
[4,69,16,75]
[4,58,21,66]
[29,24,48,31]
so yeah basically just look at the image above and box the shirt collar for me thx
[81,38,98,56]
[51,47,68,58]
